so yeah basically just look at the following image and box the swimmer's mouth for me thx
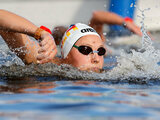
[78,65,102,73]
[87,67,102,73]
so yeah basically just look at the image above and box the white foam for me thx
[105,9,160,80]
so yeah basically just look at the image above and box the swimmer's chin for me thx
[78,67,102,73]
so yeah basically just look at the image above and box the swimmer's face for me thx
[66,35,105,72]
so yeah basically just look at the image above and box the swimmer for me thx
[89,11,142,42]
[0,10,105,72]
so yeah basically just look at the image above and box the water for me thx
[0,32,160,119]
[1,12,160,119]
[1,78,160,120]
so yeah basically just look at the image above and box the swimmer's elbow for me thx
[0,9,8,15]
[0,9,10,23]
[0,9,4,13]
[92,11,111,20]
[92,11,100,20]
[0,9,5,20]
[92,11,107,23]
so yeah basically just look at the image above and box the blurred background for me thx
[0,0,160,33]
[0,0,107,30]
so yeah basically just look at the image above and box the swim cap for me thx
[61,23,100,58]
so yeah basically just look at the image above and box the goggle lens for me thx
[78,46,92,55]
[97,47,106,56]
[74,45,106,56]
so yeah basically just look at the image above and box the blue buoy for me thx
[108,0,137,37]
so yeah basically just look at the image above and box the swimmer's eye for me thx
[97,47,106,56]
[73,45,106,56]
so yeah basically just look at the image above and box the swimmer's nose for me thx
[91,52,100,64]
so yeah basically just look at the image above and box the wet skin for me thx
[65,35,105,72]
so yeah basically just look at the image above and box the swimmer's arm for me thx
[0,9,37,37]
[89,11,142,37]
[0,30,58,64]
[90,11,124,25]
[0,30,39,64]
[0,9,57,64]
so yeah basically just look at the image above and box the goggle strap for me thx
[73,44,79,49]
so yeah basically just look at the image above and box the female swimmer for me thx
[0,10,105,72]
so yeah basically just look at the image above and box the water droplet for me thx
[103,32,107,36]
[130,3,133,7]
[108,42,111,46]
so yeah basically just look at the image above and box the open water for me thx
[1,17,160,119]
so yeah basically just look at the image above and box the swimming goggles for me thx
[73,45,106,56]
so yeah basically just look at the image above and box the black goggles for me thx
[73,45,106,56]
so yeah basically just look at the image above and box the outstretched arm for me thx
[89,11,142,41]
[0,9,38,36]
[0,9,57,64]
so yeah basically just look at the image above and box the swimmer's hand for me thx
[125,21,154,40]
[37,31,57,64]
[125,21,143,36]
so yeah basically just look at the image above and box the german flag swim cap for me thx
[61,23,100,58]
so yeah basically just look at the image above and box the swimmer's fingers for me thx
[40,34,55,47]
[146,32,154,40]
[134,26,142,36]
[38,40,56,53]
[37,46,57,64]
[38,44,57,59]
[37,50,57,64]
[39,33,57,50]
[126,22,154,40]
[37,32,57,62]
[126,22,143,36]
[37,44,57,59]
[37,49,57,64]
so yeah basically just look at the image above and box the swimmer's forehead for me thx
[75,35,103,47]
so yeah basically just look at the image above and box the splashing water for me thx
[0,49,24,67]
[0,9,160,83]
[106,8,160,81]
